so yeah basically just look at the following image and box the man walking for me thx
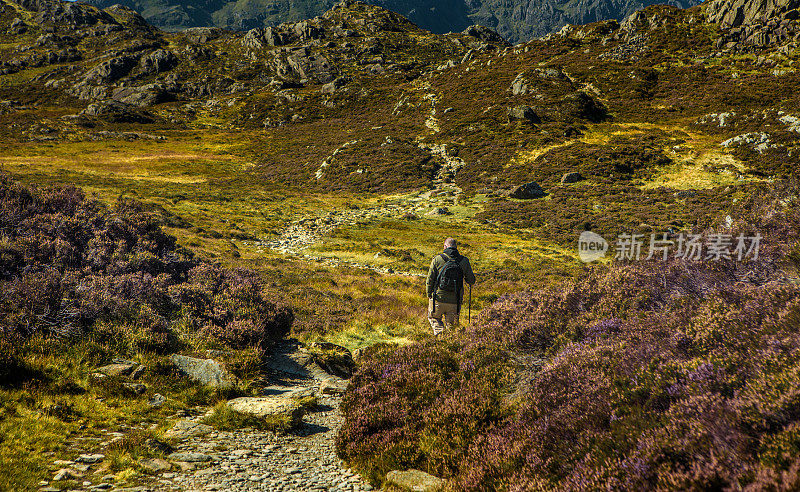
[426,238,476,335]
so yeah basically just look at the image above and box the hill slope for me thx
[80,0,703,42]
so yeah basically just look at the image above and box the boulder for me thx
[385,469,445,492]
[67,81,108,101]
[560,91,606,122]
[510,182,547,199]
[509,73,531,96]
[507,105,540,124]
[321,75,351,94]
[561,172,584,184]
[183,27,223,44]
[170,354,236,388]
[226,396,305,425]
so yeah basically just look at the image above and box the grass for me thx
[0,335,262,489]
[202,402,293,432]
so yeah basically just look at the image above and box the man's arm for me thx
[426,257,438,298]
[463,258,476,286]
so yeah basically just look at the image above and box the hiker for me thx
[426,238,475,335]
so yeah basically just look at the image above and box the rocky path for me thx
[154,348,373,492]
[158,390,371,492]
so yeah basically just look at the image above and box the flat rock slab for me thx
[76,453,105,463]
[164,419,213,439]
[265,351,332,381]
[227,396,305,425]
[170,354,236,388]
[385,469,445,492]
[319,379,347,396]
[96,362,137,377]
[168,452,212,462]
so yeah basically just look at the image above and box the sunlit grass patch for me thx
[202,402,292,432]
[320,320,421,352]
[642,151,764,190]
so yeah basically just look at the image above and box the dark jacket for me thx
[426,247,475,305]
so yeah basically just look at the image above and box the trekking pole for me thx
[468,284,472,324]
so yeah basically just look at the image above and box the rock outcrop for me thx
[83,0,703,44]
[707,0,800,47]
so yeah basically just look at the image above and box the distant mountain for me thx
[80,0,703,42]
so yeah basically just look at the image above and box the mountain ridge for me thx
[79,0,704,43]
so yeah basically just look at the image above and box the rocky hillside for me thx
[2,0,799,245]
[81,0,703,42]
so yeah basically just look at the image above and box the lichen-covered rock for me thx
[385,469,445,492]
[170,354,236,388]
[227,396,305,425]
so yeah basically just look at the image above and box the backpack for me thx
[436,253,464,295]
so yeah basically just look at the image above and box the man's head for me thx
[444,237,457,249]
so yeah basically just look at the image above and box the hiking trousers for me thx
[428,299,459,335]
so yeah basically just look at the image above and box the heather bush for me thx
[337,341,514,483]
[171,264,294,349]
[0,175,292,356]
[338,185,800,490]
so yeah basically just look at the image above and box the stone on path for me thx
[170,354,236,388]
[265,348,334,381]
[164,419,213,439]
[168,452,212,462]
[385,469,445,492]
[76,453,105,463]
[138,458,171,473]
[53,468,82,481]
[227,396,305,425]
